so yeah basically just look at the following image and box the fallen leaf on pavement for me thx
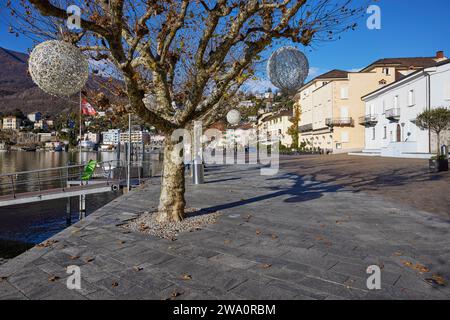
[401,260,413,268]
[133,266,143,272]
[69,255,79,260]
[167,290,182,299]
[426,274,446,286]
[224,239,231,245]
[181,274,192,280]
[414,264,430,273]
[111,281,119,287]
[36,240,58,249]
[271,234,278,240]
[256,230,262,235]
[259,264,272,269]
[48,275,60,282]
[85,257,95,263]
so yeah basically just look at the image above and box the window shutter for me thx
[341,87,349,99]
[444,82,450,100]
[341,132,349,143]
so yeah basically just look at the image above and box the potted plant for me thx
[416,107,450,172]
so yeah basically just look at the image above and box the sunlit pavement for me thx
[0,164,449,300]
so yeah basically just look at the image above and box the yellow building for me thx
[2,116,21,131]
[297,53,445,153]
[258,109,293,147]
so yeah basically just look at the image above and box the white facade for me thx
[27,112,42,123]
[362,60,450,158]
[120,131,151,144]
[102,129,121,145]
[83,132,100,144]
[34,120,48,130]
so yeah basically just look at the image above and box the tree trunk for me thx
[155,138,186,223]
[436,131,441,157]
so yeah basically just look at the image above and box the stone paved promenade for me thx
[0,164,449,300]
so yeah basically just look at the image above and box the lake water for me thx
[0,150,161,260]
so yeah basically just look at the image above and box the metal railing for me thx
[358,115,378,125]
[299,124,313,132]
[325,117,354,127]
[0,160,124,198]
[385,108,401,120]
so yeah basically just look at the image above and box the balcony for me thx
[385,108,400,121]
[299,124,313,133]
[358,115,378,126]
[325,117,354,127]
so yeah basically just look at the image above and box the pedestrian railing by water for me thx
[0,160,123,198]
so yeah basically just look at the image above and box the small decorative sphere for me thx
[227,109,241,125]
[28,40,89,97]
[267,46,309,93]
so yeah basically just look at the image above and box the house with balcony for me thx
[257,109,293,147]
[361,59,450,158]
[297,51,447,154]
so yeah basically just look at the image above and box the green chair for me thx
[81,160,98,181]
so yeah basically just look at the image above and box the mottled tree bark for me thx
[156,138,186,222]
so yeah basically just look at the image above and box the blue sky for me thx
[1,0,449,92]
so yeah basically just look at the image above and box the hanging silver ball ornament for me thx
[267,46,309,93]
[227,109,241,125]
[28,40,89,97]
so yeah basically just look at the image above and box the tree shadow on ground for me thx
[204,177,241,184]
[200,172,343,214]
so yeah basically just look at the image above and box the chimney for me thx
[436,51,444,59]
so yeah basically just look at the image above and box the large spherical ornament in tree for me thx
[227,109,241,125]
[28,40,89,97]
[267,46,309,93]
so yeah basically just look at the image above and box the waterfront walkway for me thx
[0,163,449,299]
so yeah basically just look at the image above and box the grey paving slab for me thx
[0,164,449,300]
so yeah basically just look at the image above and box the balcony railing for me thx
[299,124,313,132]
[358,115,378,126]
[385,108,400,120]
[325,117,354,127]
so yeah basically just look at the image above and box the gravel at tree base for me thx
[123,208,221,240]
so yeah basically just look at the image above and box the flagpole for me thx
[79,91,82,164]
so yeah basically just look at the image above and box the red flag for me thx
[81,99,97,116]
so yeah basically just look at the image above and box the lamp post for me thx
[127,113,131,192]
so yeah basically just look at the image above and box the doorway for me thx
[396,124,401,142]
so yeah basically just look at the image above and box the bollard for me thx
[66,197,72,226]
[79,194,86,220]
[192,157,204,184]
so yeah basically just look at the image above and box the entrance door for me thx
[396,124,401,142]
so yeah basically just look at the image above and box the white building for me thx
[102,129,121,146]
[27,112,42,123]
[361,59,450,158]
[120,131,151,144]
[238,100,255,108]
[83,132,100,144]
[34,120,48,130]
